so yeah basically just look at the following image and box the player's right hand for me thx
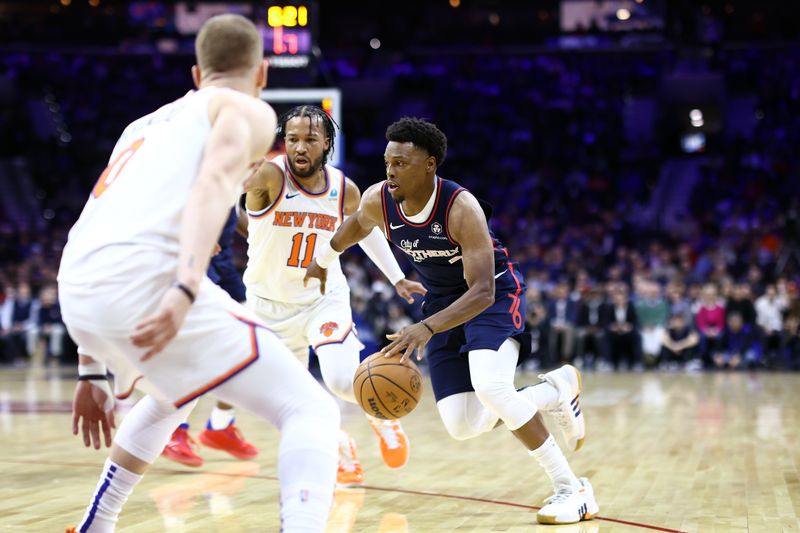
[72,381,116,450]
[303,259,327,294]
[131,285,193,361]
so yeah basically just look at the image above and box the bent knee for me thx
[471,380,516,406]
[325,375,356,404]
[441,416,480,440]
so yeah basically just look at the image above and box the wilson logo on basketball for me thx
[410,374,421,393]
[319,321,339,337]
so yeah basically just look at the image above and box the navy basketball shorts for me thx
[422,286,527,402]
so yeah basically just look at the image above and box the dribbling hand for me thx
[131,285,193,361]
[394,279,427,304]
[303,258,327,295]
[381,322,434,363]
[72,381,116,449]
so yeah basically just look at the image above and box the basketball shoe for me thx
[537,477,598,524]
[538,364,585,451]
[198,421,259,460]
[337,432,365,487]
[368,418,410,469]
[162,424,203,467]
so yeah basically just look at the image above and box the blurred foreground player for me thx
[60,14,338,532]
[244,105,424,485]
[305,117,598,525]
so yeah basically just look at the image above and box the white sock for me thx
[528,435,580,491]
[208,406,235,430]
[519,382,560,411]
[76,458,143,532]
[279,447,338,532]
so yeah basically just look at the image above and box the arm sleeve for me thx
[358,227,405,286]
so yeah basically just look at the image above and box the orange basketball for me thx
[353,352,423,419]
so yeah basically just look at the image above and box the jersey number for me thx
[287,232,317,268]
[92,138,145,198]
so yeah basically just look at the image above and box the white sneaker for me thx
[537,477,599,524]
[538,364,585,451]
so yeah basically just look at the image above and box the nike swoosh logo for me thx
[494,269,508,279]
[389,223,405,230]
[285,192,300,199]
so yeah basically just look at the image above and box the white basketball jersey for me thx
[244,155,348,305]
[59,87,242,287]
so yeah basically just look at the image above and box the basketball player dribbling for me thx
[60,15,339,532]
[305,117,600,525]
[243,105,425,485]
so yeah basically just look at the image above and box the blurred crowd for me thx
[1,5,799,370]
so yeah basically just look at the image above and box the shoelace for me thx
[226,425,245,441]
[338,441,359,472]
[548,405,571,430]
[173,430,198,451]
[376,422,401,450]
[543,487,574,505]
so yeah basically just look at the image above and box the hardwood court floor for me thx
[0,367,798,532]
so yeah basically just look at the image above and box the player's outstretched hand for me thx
[381,322,434,363]
[131,285,193,361]
[394,279,427,304]
[303,259,327,295]
[72,381,116,450]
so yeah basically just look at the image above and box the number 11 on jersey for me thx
[287,232,317,268]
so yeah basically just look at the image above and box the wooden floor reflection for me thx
[1,367,798,532]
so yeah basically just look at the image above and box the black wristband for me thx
[78,374,108,381]
[421,320,435,335]
[173,281,196,303]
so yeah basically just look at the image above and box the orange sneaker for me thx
[368,418,410,470]
[162,424,204,467]
[337,433,365,487]
[65,528,77,533]
[198,422,259,460]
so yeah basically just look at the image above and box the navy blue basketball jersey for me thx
[381,177,521,298]
[208,207,246,301]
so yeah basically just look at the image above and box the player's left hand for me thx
[394,279,427,304]
[303,259,328,294]
[72,380,116,450]
[131,285,193,361]
[381,322,434,363]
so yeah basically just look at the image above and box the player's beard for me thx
[288,153,324,178]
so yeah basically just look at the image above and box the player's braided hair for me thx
[277,105,338,164]
[385,117,447,167]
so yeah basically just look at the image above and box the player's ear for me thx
[426,156,436,174]
[191,65,202,89]
[257,59,269,90]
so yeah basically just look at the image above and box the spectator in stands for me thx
[524,286,549,368]
[695,283,725,367]
[726,283,757,326]
[602,286,640,370]
[666,282,693,324]
[755,283,787,367]
[660,314,700,370]
[635,280,669,368]
[33,284,64,364]
[2,282,39,361]
[546,281,577,365]
[713,312,760,370]
[575,288,605,369]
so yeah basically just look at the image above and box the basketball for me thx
[353,352,423,419]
